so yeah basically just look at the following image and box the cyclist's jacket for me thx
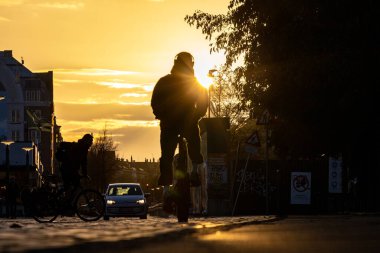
[56,141,89,176]
[151,73,208,123]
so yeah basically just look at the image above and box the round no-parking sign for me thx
[291,172,311,205]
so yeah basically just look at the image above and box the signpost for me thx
[256,109,270,213]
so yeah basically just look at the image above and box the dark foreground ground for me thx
[1,214,379,253]
[130,215,380,253]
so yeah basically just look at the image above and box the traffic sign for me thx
[246,131,260,146]
[257,109,270,125]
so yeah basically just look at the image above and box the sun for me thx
[194,62,216,89]
[196,74,213,89]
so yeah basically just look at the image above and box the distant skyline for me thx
[0,0,229,160]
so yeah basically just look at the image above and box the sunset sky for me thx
[0,0,229,160]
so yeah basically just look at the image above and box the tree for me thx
[88,127,118,192]
[187,0,380,211]
[209,65,248,123]
[186,0,379,158]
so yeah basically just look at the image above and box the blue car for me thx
[104,183,149,220]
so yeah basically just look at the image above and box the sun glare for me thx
[196,74,213,89]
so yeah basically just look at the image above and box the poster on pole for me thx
[290,172,311,205]
[328,156,343,193]
[208,153,228,185]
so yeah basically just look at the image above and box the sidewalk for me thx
[0,215,278,253]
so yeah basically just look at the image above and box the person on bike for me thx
[58,133,93,191]
[151,52,208,206]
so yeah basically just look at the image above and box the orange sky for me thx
[0,0,229,160]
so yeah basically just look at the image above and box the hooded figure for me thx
[59,133,93,190]
[151,52,208,186]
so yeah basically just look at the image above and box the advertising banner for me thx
[328,156,343,193]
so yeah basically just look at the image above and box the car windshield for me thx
[108,185,142,196]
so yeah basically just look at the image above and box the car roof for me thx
[107,183,141,187]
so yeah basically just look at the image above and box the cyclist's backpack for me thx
[55,141,74,162]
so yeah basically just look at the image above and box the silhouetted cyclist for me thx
[57,134,93,191]
[151,52,208,198]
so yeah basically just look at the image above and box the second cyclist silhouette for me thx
[55,133,94,213]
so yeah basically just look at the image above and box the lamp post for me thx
[207,69,218,118]
[22,147,34,187]
[1,140,14,184]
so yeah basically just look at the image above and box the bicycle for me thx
[164,135,191,222]
[30,174,105,223]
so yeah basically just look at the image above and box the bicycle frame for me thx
[31,174,105,222]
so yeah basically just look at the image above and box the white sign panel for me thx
[329,156,343,193]
[291,172,311,205]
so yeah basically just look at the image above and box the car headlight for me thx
[107,200,116,205]
[136,199,145,205]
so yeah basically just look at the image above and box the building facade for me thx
[0,50,58,177]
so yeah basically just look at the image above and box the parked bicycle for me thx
[30,174,105,223]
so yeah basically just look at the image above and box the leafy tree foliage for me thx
[209,65,248,123]
[186,0,379,157]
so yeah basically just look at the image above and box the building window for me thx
[12,130,20,141]
[25,90,41,102]
[11,110,20,123]
[30,130,41,144]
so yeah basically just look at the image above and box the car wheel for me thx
[140,214,147,219]
[104,215,110,220]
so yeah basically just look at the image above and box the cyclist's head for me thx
[171,51,194,76]
[174,52,194,67]
[80,133,93,148]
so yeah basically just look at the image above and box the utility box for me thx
[199,117,230,215]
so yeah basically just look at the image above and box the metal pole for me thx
[208,87,211,118]
[5,144,10,184]
[265,124,269,214]
[232,153,250,216]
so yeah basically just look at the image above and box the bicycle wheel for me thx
[75,189,105,222]
[31,189,59,223]
[175,174,190,223]
[175,137,190,222]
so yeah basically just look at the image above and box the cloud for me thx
[0,16,10,22]
[120,93,148,98]
[95,81,142,89]
[35,2,84,10]
[0,1,84,10]
[53,68,139,76]
[55,102,155,121]
[50,67,158,159]
[0,0,23,6]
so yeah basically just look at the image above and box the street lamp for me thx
[22,147,33,168]
[1,140,14,184]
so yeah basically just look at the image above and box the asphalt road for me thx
[129,215,380,253]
